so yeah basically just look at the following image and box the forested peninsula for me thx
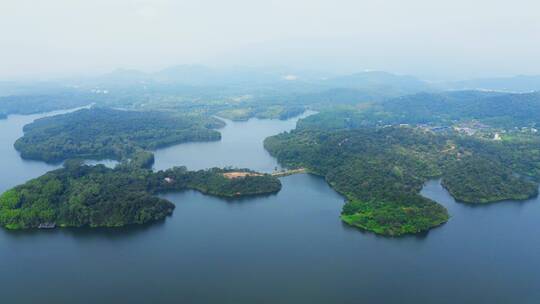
[264,123,539,236]
[14,108,223,163]
[0,160,281,230]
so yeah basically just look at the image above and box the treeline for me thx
[14,107,223,163]
[0,161,174,229]
[379,91,540,127]
[264,124,539,236]
[0,162,281,229]
[297,90,540,129]
[442,156,538,203]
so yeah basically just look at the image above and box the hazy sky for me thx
[1,0,539,80]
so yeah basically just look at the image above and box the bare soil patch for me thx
[222,172,263,179]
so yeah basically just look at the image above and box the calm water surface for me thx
[152,113,314,172]
[1,112,539,303]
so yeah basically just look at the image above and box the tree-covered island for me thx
[14,107,224,163]
[0,160,281,230]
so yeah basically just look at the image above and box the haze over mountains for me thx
[79,66,540,93]
[1,65,540,122]
[445,75,540,93]
[2,1,540,302]
[2,66,540,99]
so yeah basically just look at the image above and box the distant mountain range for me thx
[1,66,539,102]
[73,67,540,94]
[322,71,432,94]
[443,75,540,93]
[79,65,329,87]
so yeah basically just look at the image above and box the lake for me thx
[1,111,539,303]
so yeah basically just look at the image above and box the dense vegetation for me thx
[0,161,174,229]
[298,91,540,129]
[264,123,539,236]
[455,136,540,181]
[0,161,281,229]
[154,167,282,198]
[14,108,223,163]
[379,91,540,127]
[442,156,538,203]
[265,127,449,235]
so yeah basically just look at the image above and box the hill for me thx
[264,124,539,236]
[298,90,540,128]
[0,162,281,229]
[14,108,223,163]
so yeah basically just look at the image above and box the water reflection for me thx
[1,219,167,241]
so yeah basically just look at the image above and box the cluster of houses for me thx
[383,120,538,142]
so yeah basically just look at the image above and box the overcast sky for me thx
[1,0,539,80]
